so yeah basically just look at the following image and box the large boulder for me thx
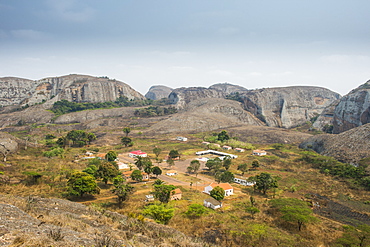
[145,85,173,100]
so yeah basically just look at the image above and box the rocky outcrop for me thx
[240,86,341,128]
[312,100,340,131]
[145,85,173,100]
[0,133,19,161]
[299,123,370,164]
[147,98,264,134]
[168,87,225,109]
[0,74,145,107]
[332,81,370,133]
[209,83,247,94]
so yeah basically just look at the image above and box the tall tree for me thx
[255,172,278,195]
[143,161,153,178]
[152,166,162,178]
[143,203,174,225]
[270,198,318,231]
[237,163,248,176]
[153,147,162,159]
[105,150,118,162]
[223,156,232,170]
[190,160,201,176]
[121,136,133,147]
[217,130,230,142]
[210,186,225,201]
[95,161,120,184]
[67,171,100,197]
[111,175,133,205]
[135,156,151,170]
[131,169,143,182]
[220,171,235,183]
[153,184,176,203]
[122,127,131,137]
[168,149,180,159]
[166,158,175,167]
[252,160,260,169]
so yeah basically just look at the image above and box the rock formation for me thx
[0,74,145,107]
[332,81,370,133]
[0,133,19,161]
[209,83,247,94]
[240,86,341,128]
[145,85,173,100]
[299,123,370,164]
[168,87,225,109]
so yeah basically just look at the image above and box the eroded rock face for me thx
[332,81,370,133]
[300,123,370,164]
[168,87,225,109]
[209,83,247,94]
[0,74,145,107]
[0,133,19,161]
[240,86,341,128]
[145,85,173,100]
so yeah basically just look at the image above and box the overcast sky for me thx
[1,0,370,95]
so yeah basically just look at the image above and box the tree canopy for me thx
[67,171,100,197]
[210,186,225,201]
[95,161,119,184]
[153,184,176,203]
[143,203,175,225]
[254,172,278,195]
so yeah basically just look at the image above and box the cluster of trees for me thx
[300,152,370,189]
[57,130,96,147]
[51,97,151,115]
[134,106,177,117]
[204,130,255,150]
[205,157,235,183]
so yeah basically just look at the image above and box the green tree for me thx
[153,184,176,203]
[219,171,235,183]
[217,130,230,142]
[168,149,180,159]
[189,160,201,176]
[95,161,120,184]
[270,198,318,231]
[205,158,223,175]
[153,147,162,159]
[105,150,118,162]
[112,175,134,205]
[153,179,165,185]
[121,136,133,147]
[143,203,175,225]
[185,203,207,218]
[166,158,175,167]
[223,156,232,170]
[335,224,370,247]
[255,172,278,195]
[67,171,100,197]
[134,156,151,171]
[152,166,162,178]
[131,169,143,182]
[210,186,225,201]
[143,161,153,178]
[122,127,131,137]
[23,171,43,185]
[252,160,260,169]
[237,163,248,176]
[66,130,95,147]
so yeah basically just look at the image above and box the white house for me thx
[166,170,178,176]
[203,182,234,196]
[176,136,188,141]
[235,148,245,152]
[222,145,232,150]
[204,197,222,209]
[252,150,267,156]
[234,177,255,186]
[129,150,148,158]
[195,150,238,159]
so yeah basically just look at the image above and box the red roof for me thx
[130,150,147,155]
[209,182,233,191]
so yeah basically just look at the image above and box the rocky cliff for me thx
[299,123,370,164]
[240,86,341,128]
[0,74,145,107]
[332,81,370,133]
[168,87,225,109]
[145,85,173,100]
[209,83,247,94]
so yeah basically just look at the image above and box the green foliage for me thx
[185,203,207,218]
[237,163,248,176]
[153,147,162,158]
[219,171,235,183]
[224,139,255,150]
[335,224,370,247]
[130,170,143,182]
[168,149,180,159]
[245,206,260,217]
[217,130,230,142]
[134,106,177,117]
[121,136,133,147]
[65,130,96,147]
[270,198,318,231]
[95,161,119,184]
[251,160,260,168]
[153,184,176,203]
[23,171,43,185]
[83,164,98,177]
[43,147,65,158]
[271,143,284,150]
[105,150,118,161]
[45,134,56,140]
[50,98,151,115]
[122,127,131,136]
[152,166,162,177]
[143,160,153,176]
[134,156,152,171]
[205,158,223,175]
[143,203,175,224]
[210,186,225,201]
[223,157,232,170]
[153,179,165,185]
[188,160,201,175]
[67,171,100,197]
[254,172,278,195]
[112,175,134,204]
[225,92,244,103]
